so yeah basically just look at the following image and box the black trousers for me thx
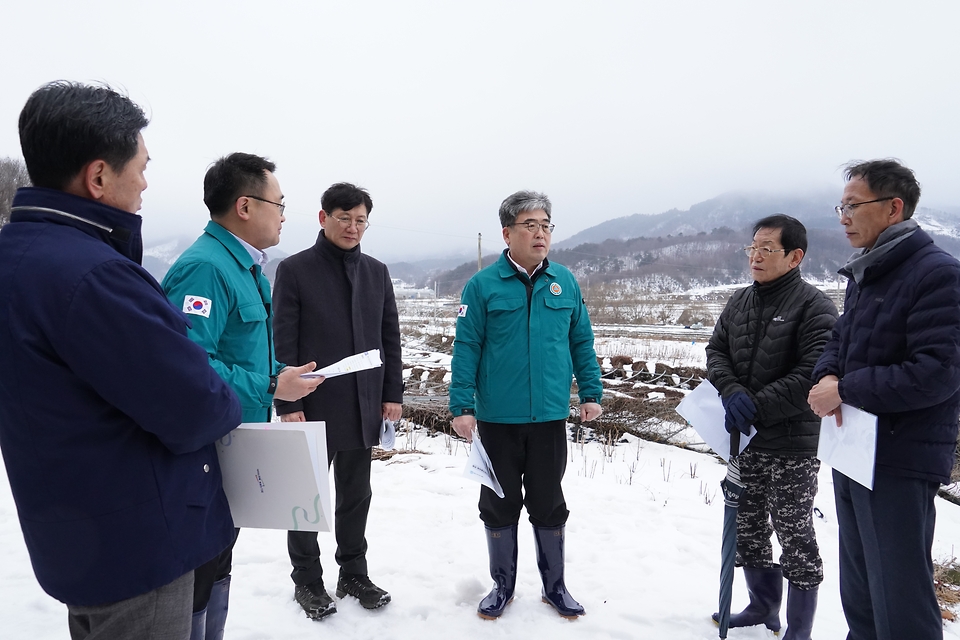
[193,528,237,612]
[288,447,372,586]
[477,419,569,528]
[834,469,941,640]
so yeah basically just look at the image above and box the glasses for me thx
[742,246,787,257]
[835,197,894,219]
[330,215,369,230]
[243,195,285,215]
[510,221,555,234]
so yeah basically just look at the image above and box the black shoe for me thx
[294,580,337,620]
[336,572,391,609]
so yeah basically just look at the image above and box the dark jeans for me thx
[288,447,373,585]
[68,570,193,640]
[477,420,569,528]
[834,469,941,640]
[736,449,823,589]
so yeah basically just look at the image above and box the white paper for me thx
[379,419,396,450]
[463,431,504,498]
[817,404,878,490]
[215,422,332,531]
[675,380,756,462]
[300,349,382,379]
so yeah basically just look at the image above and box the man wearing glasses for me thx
[162,152,323,638]
[450,190,603,620]
[273,182,403,619]
[808,159,960,640]
[706,214,837,639]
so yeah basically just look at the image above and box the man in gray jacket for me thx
[706,214,838,640]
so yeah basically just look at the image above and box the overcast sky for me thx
[2,1,959,262]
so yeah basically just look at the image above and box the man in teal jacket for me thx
[162,153,322,640]
[450,190,603,621]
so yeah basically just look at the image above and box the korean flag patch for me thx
[458,304,468,318]
[183,295,212,318]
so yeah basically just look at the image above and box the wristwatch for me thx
[267,375,278,395]
[459,408,475,416]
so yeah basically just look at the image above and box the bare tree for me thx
[0,157,31,228]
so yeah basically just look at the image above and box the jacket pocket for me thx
[238,300,267,323]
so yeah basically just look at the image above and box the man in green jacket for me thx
[162,153,323,640]
[450,190,603,621]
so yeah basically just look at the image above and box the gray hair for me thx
[498,190,552,228]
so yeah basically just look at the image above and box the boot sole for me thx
[542,597,584,620]
[711,616,780,635]
[335,589,391,609]
[477,597,514,620]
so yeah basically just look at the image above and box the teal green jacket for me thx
[450,250,602,423]
[162,221,283,422]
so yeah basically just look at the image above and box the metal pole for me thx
[477,233,482,272]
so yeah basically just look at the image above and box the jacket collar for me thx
[497,248,554,281]
[752,265,802,298]
[313,229,361,264]
[839,227,933,284]
[203,220,256,271]
[9,187,144,264]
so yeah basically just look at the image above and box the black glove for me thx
[722,391,756,436]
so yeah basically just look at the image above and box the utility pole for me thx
[477,233,482,272]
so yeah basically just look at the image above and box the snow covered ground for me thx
[4,427,960,639]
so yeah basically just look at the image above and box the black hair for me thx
[203,153,277,218]
[18,81,149,190]
[320,182,373,215]
[844,159,921,219]
[752,213,807,254]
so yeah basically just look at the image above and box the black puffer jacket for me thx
[706,268,839,455]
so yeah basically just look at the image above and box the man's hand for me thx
[382,402,402,422]
[275,363,324,402]
[808,375,843,426]
[451,414,476,442]
[722,392,756,435]
[280,410,306,422]
[580,402,602,422]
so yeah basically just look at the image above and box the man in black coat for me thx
[809,160,960,640]
[273,182,403,620]
[706,214,838,639]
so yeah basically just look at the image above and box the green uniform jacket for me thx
[162,221,282,422]
[450,250,602,423]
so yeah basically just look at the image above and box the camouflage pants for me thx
[735,449,823,589]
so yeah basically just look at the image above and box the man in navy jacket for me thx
[0,81,242,639]
[809,159,960,640]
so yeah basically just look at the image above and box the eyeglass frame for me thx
[742,246,788,257]
[835,197,894,219]
[243,194,286,215]
[328,213,370,230]
[509,221,556,234]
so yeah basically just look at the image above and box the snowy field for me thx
[4,427,960,639]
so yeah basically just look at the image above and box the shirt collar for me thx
[506,250,544,277]
[226,230,268,267]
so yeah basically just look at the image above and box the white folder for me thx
[675,380,755,462]
[817,404,878,490]
[216,422,332,531]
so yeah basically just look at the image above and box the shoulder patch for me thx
[458,304,468,318]
[183,295,212,318]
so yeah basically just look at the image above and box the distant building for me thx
[392,278,436,299]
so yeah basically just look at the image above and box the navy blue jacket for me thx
[0,188,242,606]
[813,228,960,484]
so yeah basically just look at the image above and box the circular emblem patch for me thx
[549,282,562,296]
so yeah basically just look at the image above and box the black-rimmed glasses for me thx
[243,195,286,215]
[511,221,555,234]
[835,197,893,219]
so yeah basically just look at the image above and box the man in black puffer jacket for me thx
[809,159,960,640]
[707,214,838,639]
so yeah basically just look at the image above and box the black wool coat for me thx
[273,231,404,452]
[706,268,839,455]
